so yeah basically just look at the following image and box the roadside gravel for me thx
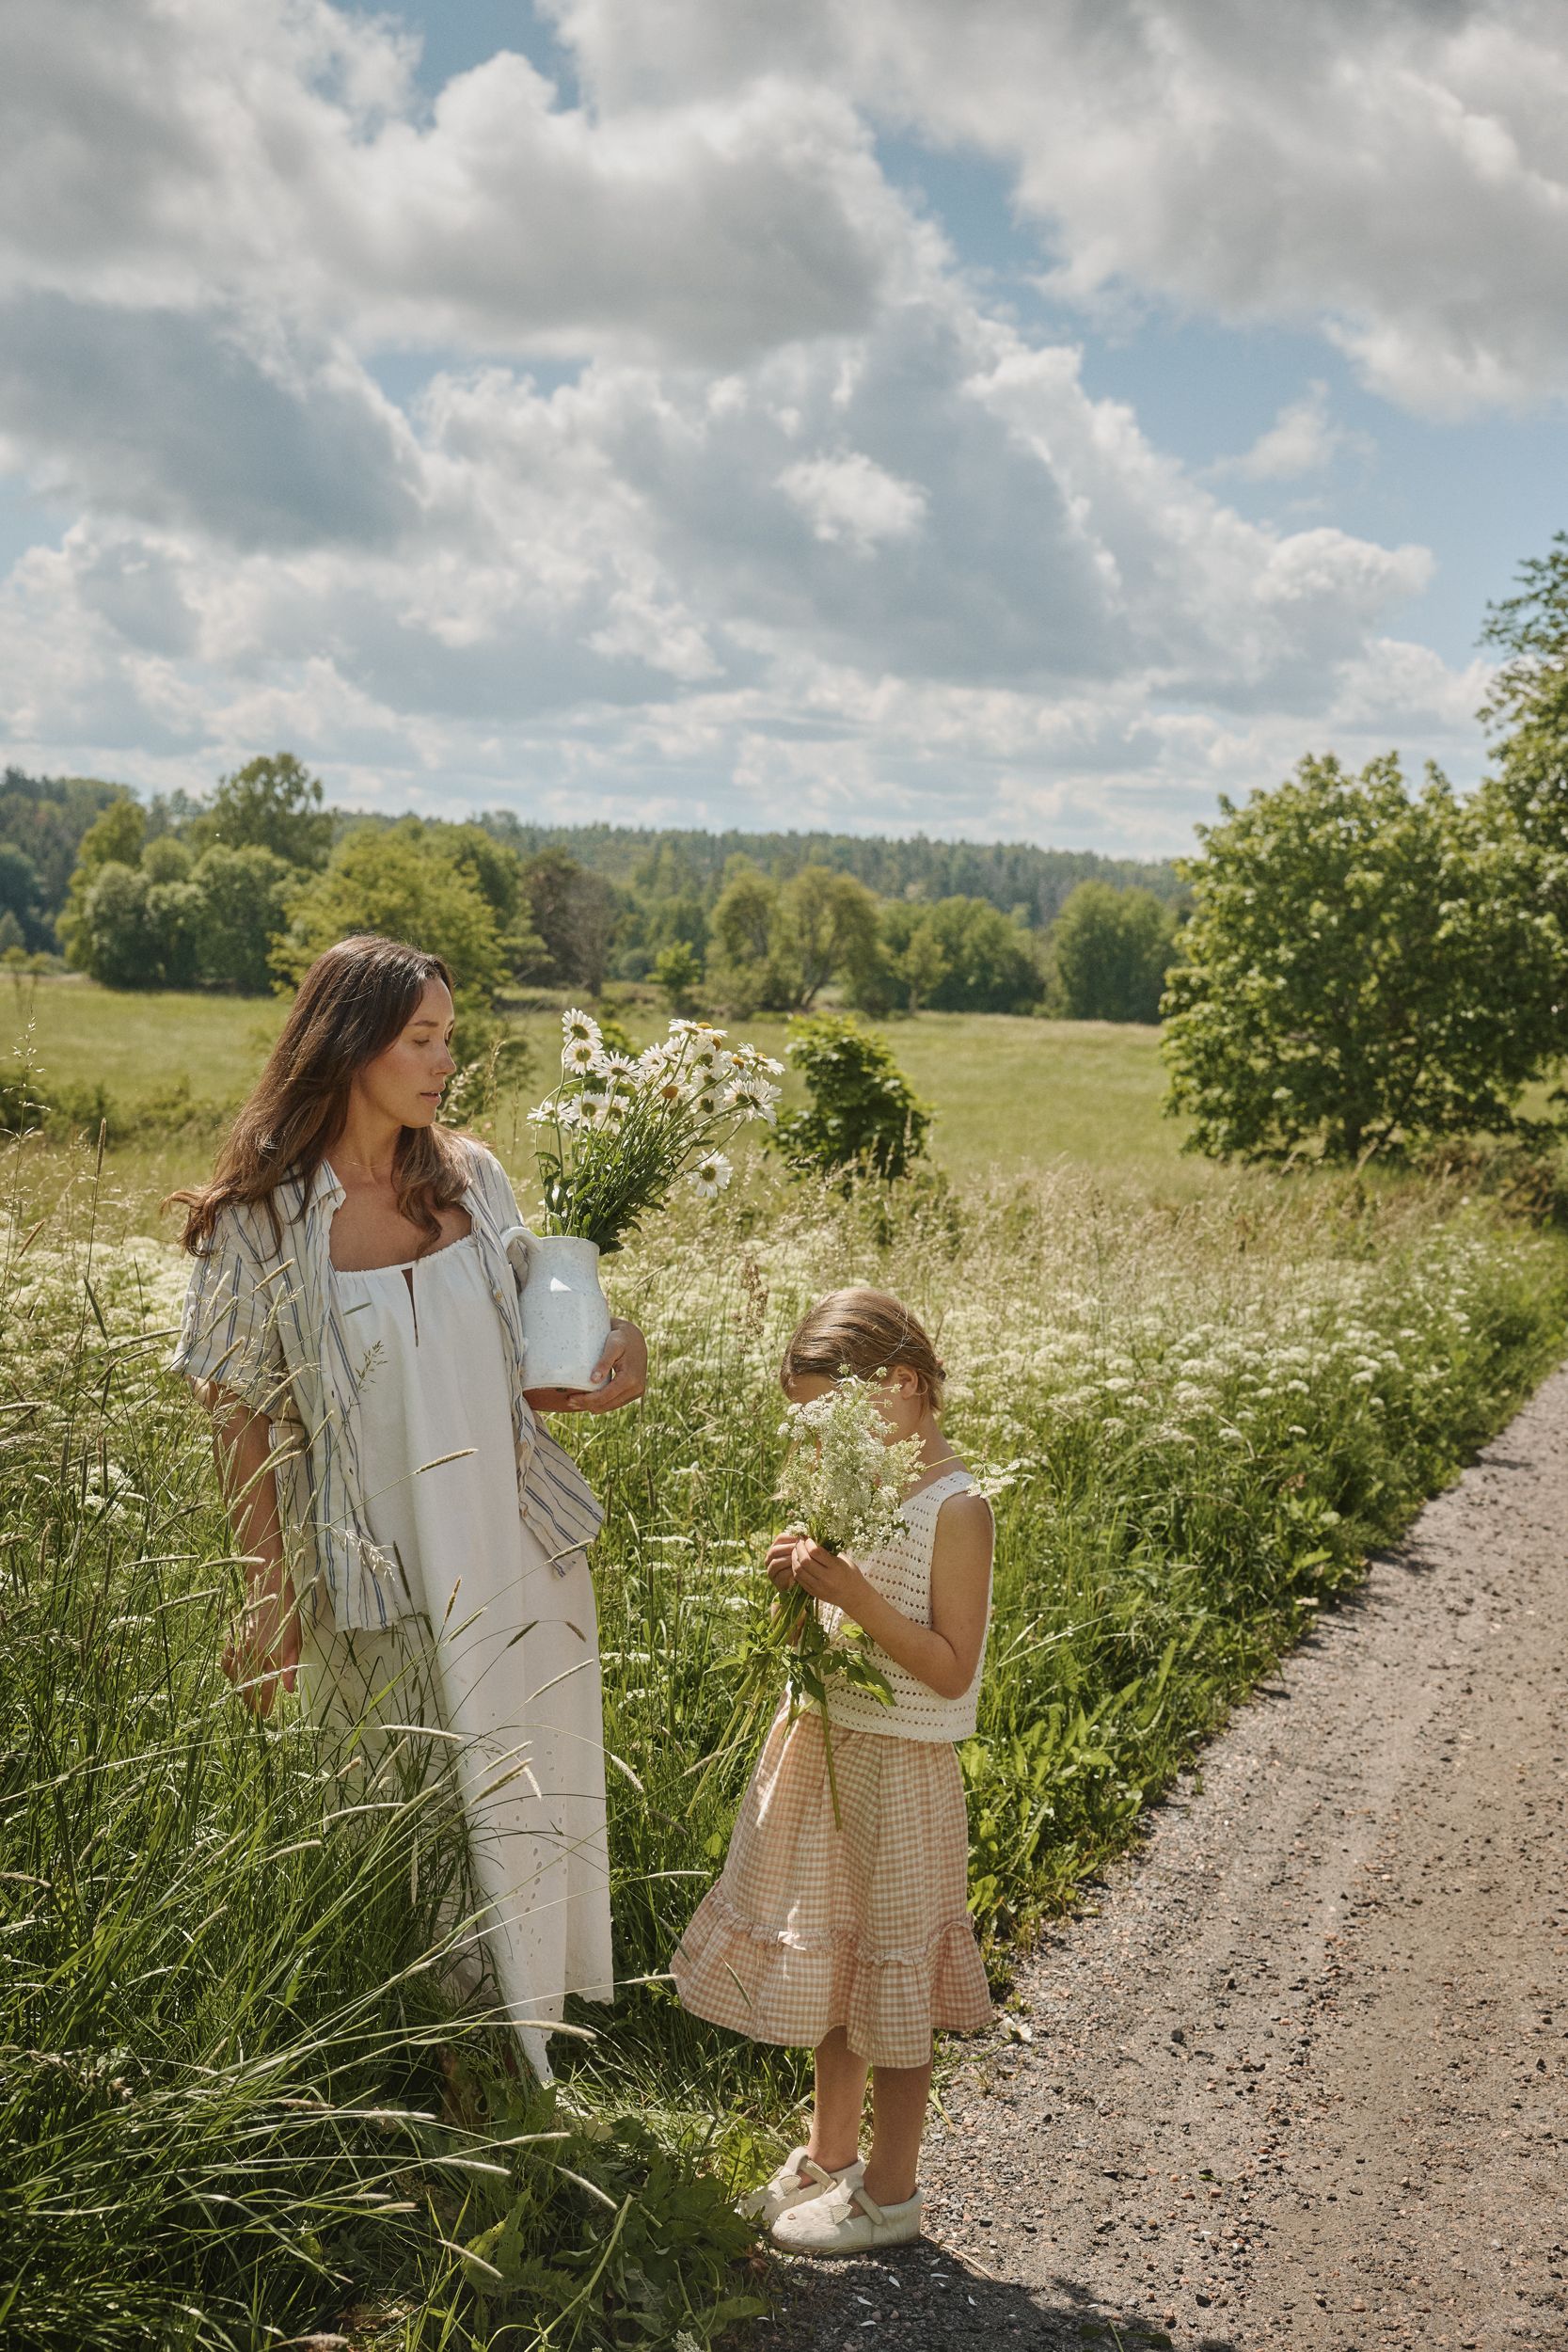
[768,1364,1568,2351]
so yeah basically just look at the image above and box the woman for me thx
[166,933,647,2081]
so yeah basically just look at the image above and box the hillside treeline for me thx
[0,760,1181,1023]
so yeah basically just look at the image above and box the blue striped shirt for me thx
[168,1139,605,1630]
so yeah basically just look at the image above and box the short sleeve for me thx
[471,1140,531,1231]
[167,1208,291,1419]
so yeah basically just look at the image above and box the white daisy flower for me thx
[562,1036,602,1074]
[688,1152,733,1198]
[722,1077,781,1125]
[562,1007,602,1048]
[728,1043,784,1077]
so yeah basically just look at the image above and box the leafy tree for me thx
[389,819,546,982]
[653,940,704,1015]
[141,835,195,885]
[772,1012,932,1184]
[521,848,623,993]
[886,911,950,1014]
[144,877,204,989]
[1052,882,1177,1023]
[272,822,505,1009]
[707,862,880,1012]
[0,843,47,952]
[58,797,146,967]
[190,845,296,993]
[1162,753,1563,1162]
[706,863,785,1013]
[774,866,881,1009]
[72,863,161,988]
[921,897,1042,1013]
[1479,533,1568,1052]
[0,769,126,928]
[198,753,332,870]
[847,896,1041,1016]
[0,909,26,957]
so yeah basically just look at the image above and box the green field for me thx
[6,975,1193,1200]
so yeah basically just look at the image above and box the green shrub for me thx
[771,1011,931,1184]
[652,941,704,1016]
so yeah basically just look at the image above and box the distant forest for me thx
[475,816,1180,929]
[0,763,1186,1022]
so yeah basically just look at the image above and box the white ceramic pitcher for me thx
[501,1225,612,1394]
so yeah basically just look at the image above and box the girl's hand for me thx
[789,1536,867,1616]
[529,1318,648,1414]
[765,1529,805,1592]
[221,1569,300,1719]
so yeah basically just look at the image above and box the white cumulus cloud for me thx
[777,452,928,553]
[550,0,1568,417]
[0,0,1516,851]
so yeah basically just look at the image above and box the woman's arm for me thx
[196,1378,299,1718]
[788,1491,994,1701]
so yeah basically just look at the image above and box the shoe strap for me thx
[800,2155,841,2190]
[847,2185,886,2224]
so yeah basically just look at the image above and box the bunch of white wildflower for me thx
[774,1371,924,1558]
[768,1372,925,1821]
[525,1010,782,1251]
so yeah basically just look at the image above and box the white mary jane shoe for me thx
[737,2147,864,2230]
[768,2176,924,2254]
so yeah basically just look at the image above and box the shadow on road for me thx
[768,2239,1243,2350]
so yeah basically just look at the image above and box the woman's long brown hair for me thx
[166,934,473,1256]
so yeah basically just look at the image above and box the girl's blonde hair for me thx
[781,1286,945,1407]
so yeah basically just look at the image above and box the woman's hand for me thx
[527,1318,648,1415]
[789,1535,869,1617]
[221,1566,301,1719]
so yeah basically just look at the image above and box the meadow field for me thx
[4,976,1566,2348]
[3,973,1194,1199]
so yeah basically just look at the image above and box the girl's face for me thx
[353,977,458,1130]
[783,1364,929,1442]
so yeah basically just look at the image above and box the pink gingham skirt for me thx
[670,1705,992,2069]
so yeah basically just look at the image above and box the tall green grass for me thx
[3,1124,1564,2346]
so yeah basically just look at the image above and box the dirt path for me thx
[772,1366,1568,2351]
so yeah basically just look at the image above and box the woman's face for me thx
[353,977,458,1129]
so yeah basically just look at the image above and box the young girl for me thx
[670,1287,994,2254]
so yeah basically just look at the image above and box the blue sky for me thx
[2,0,1564,856]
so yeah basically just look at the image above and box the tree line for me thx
[0,760,1181,1024]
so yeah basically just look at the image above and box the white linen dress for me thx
[295,1232,613,2081]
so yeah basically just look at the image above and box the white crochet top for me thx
[811,1467,992,1744]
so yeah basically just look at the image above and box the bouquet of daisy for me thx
[526,1009,783,1252]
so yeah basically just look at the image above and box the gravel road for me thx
[769,1364,1568,2351]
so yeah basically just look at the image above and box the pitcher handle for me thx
[499,1222,538,1292]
